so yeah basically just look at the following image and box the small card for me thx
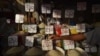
[25,36,34,47]
[41,4,51,14]
[53,10,61,18]
[65,10,74,18]
[45,25,54,34]
[8,36,18,46]
[76,23,86,33]
[15,14,24,23]
[61,27,69,36]
[63,40,75,50]
[42,39,53,51]
[25,3,34,12]
[27,24,37,33]
[77,2,87,11]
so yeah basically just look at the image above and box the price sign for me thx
[27,24,37,33]
[65,10,74,18]
[25,36,34,47]
[25,3,34,12]
[77,2,87,11]
[63,40,75,50]
[76,23,86,33]
[41,4,51,14]
[45,25,54,34]
[53,10,61,18]
[61,27,69,36]
[15,14,24,23]
[42,39,53,51]
[8,36,18,46]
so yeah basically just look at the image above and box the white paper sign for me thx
[41,4,51,14]
[15,14,24,23]
[8,36,18,46]
[42,39,53,51]
[77,2,87,11]
[25,36,34,47]
[25,3,34,12]
[63,40,75,50]
[76,23,86,33]
[92,4,100,13]
[53,10,61,18]
[61,27,69,36]
[65,10,74,18]
[45,25,54,34]
[27,24,37,33]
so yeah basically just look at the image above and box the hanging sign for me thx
[25,36,34,47]
[61,26,70,36]
[92,4,100,13]
[76,23,86,33]
[63,40,75,50]
[42,39,53,51]
[27,24,37,33]
[41,4,51,14]
[65,10,74,18]
[25,3,34,12]
[53,10,61,18]
[77,2,87,11]
[8,36,18,46]
[45,25,54,34]
[15,14,24,23]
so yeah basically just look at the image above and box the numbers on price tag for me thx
[45,25,54,34]
[41,4,51,14]
[63,40,75,50]
[27,24,37,33]
[65,10,74,18]
[42,39,53,51]
[8,36,18,46]
[25,36,34,47]
[25,3,34,12]
[15,14,24,23]
[61,27,69,36]
[53,10,61,18]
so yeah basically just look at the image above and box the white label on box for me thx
[77,2,87,11]
[63,40,75,50]
[53,10,61,18]
[41,4,51,14]
[25,3,34,12]
[15,14,24,23]
[65,10,74,18]
[45,25,54,34]
[27,24,37,33]
[42,39,53,51]
[76,23,86,33]
[25,36,34,47]
[8,36,18,46]
[61,27,69,36]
